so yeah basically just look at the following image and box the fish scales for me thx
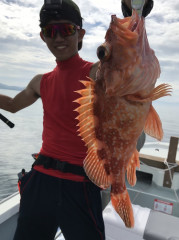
[74,11,172,228]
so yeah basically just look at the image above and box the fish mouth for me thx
[125,11,141,33]
[130,21,139,32]
[111,11,141,33]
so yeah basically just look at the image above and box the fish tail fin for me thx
[111,189,134,228]
[127,149,140,186]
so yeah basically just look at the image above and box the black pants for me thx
[13,169,105,240]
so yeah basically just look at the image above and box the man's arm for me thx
[0,74,42,113]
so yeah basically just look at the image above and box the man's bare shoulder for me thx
[28,74,43,97]
[31,74,43,84]
[89,62,99,81]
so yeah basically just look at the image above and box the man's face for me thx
[40,20,85,61]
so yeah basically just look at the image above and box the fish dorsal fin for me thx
[74,78,111,189]
[144,104,163,140]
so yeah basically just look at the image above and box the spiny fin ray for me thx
[75,79,110,188]
[75,89,94,97]
[73,95,94,105]
[74,103,94,114]
[84,147,111,189]
[126,84,172,103]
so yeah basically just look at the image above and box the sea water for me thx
[0,89,43,200]
[0,89,179,201]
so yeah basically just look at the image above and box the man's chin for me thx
[55,52,77,62]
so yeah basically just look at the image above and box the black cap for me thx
[121,0,154,17]
[40,0,83,50]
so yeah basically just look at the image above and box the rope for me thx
[140,159,179,172]
[163,158,179,203]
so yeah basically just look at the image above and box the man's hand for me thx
[131,0,145,16]
[121,0,154,17]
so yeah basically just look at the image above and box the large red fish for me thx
[74,11,172,228]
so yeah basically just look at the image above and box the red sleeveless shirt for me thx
[34,54,93,181]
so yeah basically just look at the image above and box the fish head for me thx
[96,11,160,97]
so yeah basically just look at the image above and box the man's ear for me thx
[40,32,46,42]
[78,29,86,43]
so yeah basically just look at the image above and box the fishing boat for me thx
[102,136,179,240]
[0,136,179,240]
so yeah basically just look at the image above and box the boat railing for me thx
[139,136,179,188]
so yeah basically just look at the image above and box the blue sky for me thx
[0,0,179,105]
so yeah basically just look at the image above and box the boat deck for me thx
[1,190,179,240]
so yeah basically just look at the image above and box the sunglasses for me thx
[42,23,80,38]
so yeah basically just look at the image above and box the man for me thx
[0,1,153,239]
[2,1,103,239]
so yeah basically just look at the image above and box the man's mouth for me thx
[56,46,67,50]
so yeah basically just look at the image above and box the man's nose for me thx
[54,32,65,40]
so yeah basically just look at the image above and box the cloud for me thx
[0,1,40,41]
[0,0,179,104]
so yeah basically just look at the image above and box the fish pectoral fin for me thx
[127,149,140,187]
[125,84,172,103]
[144,104,163,141]
[150,83,172,101]
[111,189,134,228]
[125,94,149,102]
[84,148,111,189]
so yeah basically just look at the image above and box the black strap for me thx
[33,154,88,178]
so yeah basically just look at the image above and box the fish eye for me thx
[97,44,111,61]
[97,46,106,60]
